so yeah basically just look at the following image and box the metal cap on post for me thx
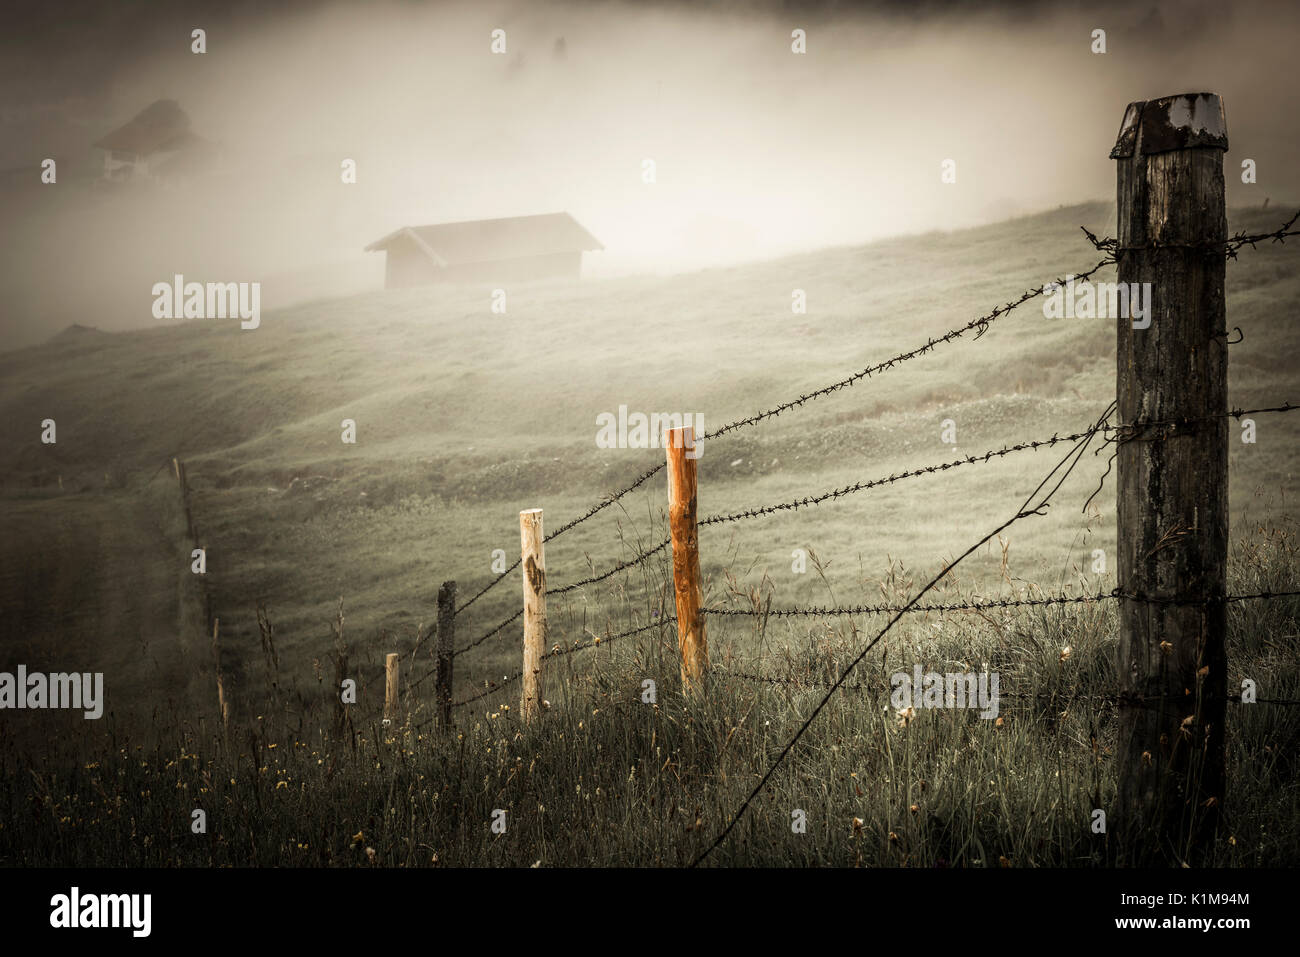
[1112,92,1228,861]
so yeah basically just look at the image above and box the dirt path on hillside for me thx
[0,490,205,746]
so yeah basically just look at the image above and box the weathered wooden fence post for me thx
[666,426,708,694]
[519,509,546,722]
[435,580,456,730]
[384,652,400,725]
[1112,92,1228,860]
[212,617,229,733]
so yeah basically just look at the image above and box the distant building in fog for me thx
[365,212,603,288]
[92,99,214,184]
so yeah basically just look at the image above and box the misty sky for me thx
[2,0,1297,347]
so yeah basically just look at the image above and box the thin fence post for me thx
[384,652,400,725]
[176,458,196,540]
[1112,92,1228,860]
[666,426,708,694]
[212,617,229,733]
[436,580,456,730]
[520,509,546,722]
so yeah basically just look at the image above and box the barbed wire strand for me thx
[445,211,1296,617]
[448,402,1298,663]
[704,588,1300,618]
[447,540,673,666]
[408,616,673,728]
[454,460,668,615]
[700,258,1115,444]
[692,401,1116,866]
[712,667,1300,707]
[438,399,1299,675]
[455,608,523,657]
[698,427,1101,528]
[1082,209,1300,261]
[453,254,1116,614]
[698,403,1298,530]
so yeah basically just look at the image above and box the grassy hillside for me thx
[2,200,1298,724]
[3,518,1298,867]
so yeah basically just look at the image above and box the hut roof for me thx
[365,212,603,264]
[93,99,196,155]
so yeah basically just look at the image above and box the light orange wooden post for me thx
[384,652,400,725]
[666,427,708,694]
[519,508,546,722]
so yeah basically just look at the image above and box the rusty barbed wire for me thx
[429,585,1299,695]
[715,668,1300,707]
[693,406,1118,865]
[1084,403,1297,509]
[454,608,523,657]
[704,588,1299,618]
[1081,210,1300,261]
[450,211,1295,623]
[541,615,673,660]
[454,460,668,615]
[1108,403,1299,445]
[549,537,673,597]
[698,426,1103,528]
[408,666,434,692]
[448,542,672,664]
[1124,589,1300,606]
[453,572,514,616]
[453,254,1117,611]
[717,666,1119,703]
[707,592,1113,618]
[440,615,670,714]
[714,666,876,693]
[448,403,1296,663]
[699,258,1116,443]
[537,423,1113,600]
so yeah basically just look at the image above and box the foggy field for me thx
[5,0,1300,903]
[2,518,1297,867]
[1,201,1297,730]
[2,190,1299,867]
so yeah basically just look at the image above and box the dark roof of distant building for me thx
[365,212,603,264]
[93,99,196,155]
[153,138,219,179]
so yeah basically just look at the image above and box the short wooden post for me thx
[212,617,229,732]
[435,580,456,730]
[519,509,546,722]
[666,426,708,693]
[1112,92,1229,859]
[384,653,400,725]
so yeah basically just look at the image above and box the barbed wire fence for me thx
[271,202,1300,864]
[372,211,1300,740]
